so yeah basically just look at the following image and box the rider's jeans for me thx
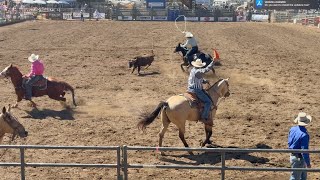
[194,89,212,120]
[185,46,198,64]
[25,75,42,100]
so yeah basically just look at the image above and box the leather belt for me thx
[291,153,303,158]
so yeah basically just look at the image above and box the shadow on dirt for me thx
[159,143,271,166]
[138,71,160,76]
[21,108,75,120]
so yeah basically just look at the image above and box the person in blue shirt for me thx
[288,112,312,180]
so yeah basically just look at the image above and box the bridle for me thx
[206,79,230,110]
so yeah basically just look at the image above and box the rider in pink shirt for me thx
[24,54,45,100]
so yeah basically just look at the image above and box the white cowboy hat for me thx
[185,32,193,38]
[191,59,206,68]
[28,54,39,62]
[294,112,312,126]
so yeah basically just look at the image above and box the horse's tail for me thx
[137,101,168,130]
[62,82,77,106]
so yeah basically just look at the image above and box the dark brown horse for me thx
[0,64,76,107]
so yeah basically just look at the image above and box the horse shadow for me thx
[21,107,75,120]
[159,143,271,166]
[138,71,160,77]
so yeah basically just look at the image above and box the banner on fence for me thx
[48,12,62,20]
[63,13,72,20]
[93,13,105,19]
[137,16,152,20]
[185,17,199,21]
[254,0,319,9]
[73,12,89,18]
[118,16,133,20]
[153,16,167,20]
[251,14,268,22]
[199,17,215,22]
[218,17,233,22]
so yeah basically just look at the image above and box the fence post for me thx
[221,152,225,180]
[123,145,128,180]
[20,147,26,180]
[117,146,121,180]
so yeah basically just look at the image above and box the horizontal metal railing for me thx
[1,145,320,180]
[123,146,320,180]
[0,145,121,180]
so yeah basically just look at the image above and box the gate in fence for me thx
[1,145,320,180]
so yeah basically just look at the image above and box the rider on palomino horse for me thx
[23,54,44,101]
[187,58,214,125]
[181,32,198,66]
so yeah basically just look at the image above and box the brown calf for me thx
[128,50,155,75]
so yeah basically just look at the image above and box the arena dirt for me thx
[0,20,319,180]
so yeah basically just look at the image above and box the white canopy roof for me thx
[58,0,69,4]
[21,0,34,4]
[33,0,46,4]
[46,0,59,3]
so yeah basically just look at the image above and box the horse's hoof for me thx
[160,151,165,156]
[188,151,194,155]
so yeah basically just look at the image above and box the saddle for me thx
[182,91,215,110]
[22,76,48,90]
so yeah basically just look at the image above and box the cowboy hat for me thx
[191,59,206,68]
[185,32,193,38]
[294,112,312,126]
[28,54,39,62]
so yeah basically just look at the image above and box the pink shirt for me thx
[27,60,44,77]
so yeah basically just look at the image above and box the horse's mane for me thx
[207,79,224,91]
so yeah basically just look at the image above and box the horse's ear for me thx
[8,104,11,112]
[225,77,230,81]
[9,64,12,68]
[2,106,6,114]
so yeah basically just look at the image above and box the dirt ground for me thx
[0,20,319,180]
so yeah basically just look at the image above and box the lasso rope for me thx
[175,15,187,34]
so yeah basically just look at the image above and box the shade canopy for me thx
[21,0,34,4]
[33,0,46,4]
[46,0,59,4]
[58,0,69,4]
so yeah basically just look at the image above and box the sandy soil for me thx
[0,20,320,180]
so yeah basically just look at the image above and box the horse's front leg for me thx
[201,124,213,147]
[180,63,186,72]
[12,96,23,108]
[28,100,37,108]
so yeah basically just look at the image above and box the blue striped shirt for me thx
[288,126,310,166]
[187,61,214,92]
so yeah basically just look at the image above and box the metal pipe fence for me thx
[0,145,121,180]
[1,145,320,180]
[123,146,320,180]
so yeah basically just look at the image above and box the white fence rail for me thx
[1,145,320,180]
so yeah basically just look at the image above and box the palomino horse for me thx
[0,105,28,142]
[138,78,230,154]
[174,43,216,74]
[0,64,77,107]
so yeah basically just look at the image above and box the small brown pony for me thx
[138,78,230,154]
[0,105,28,142]
[0,64,76,107]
